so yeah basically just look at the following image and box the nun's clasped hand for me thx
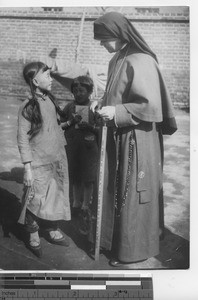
[98,106,115,121]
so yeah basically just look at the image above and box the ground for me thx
[0,95,189,271]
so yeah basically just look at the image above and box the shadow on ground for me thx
[0,107,190,270]
[0,167,24,184]
[0,167,189,271]
[0,187,22,239]
[155,228,189,269]
[0,167,24,239]
[0,167,113,270]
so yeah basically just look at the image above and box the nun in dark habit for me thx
[92,12,177,266]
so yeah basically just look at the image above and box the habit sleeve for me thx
[106,52,177,134]
[115,104,140,127]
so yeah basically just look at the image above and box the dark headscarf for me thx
[94,11,158,62]
[94,11,177,135]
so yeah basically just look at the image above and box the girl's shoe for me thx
[28,232,42,258]
[46,229,70,247]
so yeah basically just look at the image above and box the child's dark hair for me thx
[22,61,52,137]
[71,76,94,94]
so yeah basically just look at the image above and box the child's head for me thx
[71,76,94,105]
[23,61,52,94]
[22,62,52,137]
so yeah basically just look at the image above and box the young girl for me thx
[61,76,101,236]
[17,61,71,258]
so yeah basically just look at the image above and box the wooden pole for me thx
[95,123,107,260]
[75,8,86,63]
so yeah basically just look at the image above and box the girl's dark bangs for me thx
[42,65,50,72]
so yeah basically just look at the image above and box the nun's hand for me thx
[90,100,99,113]
[98,106,115,121]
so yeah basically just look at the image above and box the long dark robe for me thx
[99,46,177,262]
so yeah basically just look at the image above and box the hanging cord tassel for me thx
[115,131,134,217]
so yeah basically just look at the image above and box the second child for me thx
[61,76,101,235]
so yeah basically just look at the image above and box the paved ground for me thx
[0,95,189,271]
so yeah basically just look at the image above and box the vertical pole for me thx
[95,123,107,260]
[75,8,86,63]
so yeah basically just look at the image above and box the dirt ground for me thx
[0,95,189,271]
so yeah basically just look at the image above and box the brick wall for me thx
[0,6,189,108]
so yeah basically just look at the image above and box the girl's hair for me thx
[71,76,94,94]
[22,61,50,137]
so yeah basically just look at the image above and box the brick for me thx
[0,7,189,108]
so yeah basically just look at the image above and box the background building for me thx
[0,6,189,108]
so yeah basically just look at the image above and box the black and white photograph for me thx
[0,3,190,270]
[0,1,196,298]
